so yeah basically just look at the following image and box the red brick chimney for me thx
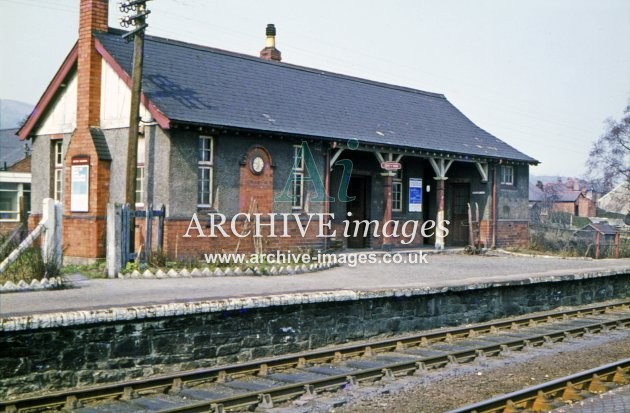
[260,24,282,62]
[77,0,108,130]
[63,0,111,262]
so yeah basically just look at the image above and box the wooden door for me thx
[347,175,369,248]
[449,183,470,245]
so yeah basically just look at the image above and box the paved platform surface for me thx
[1,253,629,318]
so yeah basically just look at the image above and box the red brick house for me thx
[529,179,597,221]
[16,0,538,263]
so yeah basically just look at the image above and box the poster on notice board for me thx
[409,178,422,212]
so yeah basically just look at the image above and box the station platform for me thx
[1,252,629,327]
[1,251,629,399]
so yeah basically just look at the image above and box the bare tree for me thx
[587,102,630,191]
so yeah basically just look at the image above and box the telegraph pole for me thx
[120,0,150,259]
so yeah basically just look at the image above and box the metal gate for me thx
[107,203,164,277]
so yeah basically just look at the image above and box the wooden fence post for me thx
[595,231,600,259]
[615,232,620,258]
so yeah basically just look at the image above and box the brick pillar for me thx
[63,0,110,262]
[435,178,446,249]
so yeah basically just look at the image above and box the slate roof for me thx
[95,29,537,164]
[90,128,112,161]
[529,183,583,203]
[0,128,30,169]
[577,223,618,235]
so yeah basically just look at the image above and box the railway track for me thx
[3,300,630,413]
[447,358,630,413]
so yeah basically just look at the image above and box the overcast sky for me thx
[1,0,629,178]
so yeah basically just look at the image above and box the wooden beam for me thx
[429,158,453,178]
[329,148,345,169]
[475,162,489,183]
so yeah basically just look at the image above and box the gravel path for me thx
[272,328,630,412]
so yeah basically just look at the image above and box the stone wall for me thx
[1,271,627,400]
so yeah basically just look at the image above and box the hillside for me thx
[0,99,34,129]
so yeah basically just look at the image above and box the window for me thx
[0,183,30,221]
[53,141,63,201]
[135,137,145,206]
[197,136,213,206]
[501,165,514,186]
[292,145,304,209]
[392,171,403,212]
[135,167,145,206]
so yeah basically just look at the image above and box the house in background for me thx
[17,0,538,263]
[0,128,31,236]
[529,178,597,224]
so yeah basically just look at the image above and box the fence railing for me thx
[0,198,62,273]
[106,203,165,277]
[529,224,630,259]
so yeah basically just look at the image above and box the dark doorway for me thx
[448,183,470,246]
[346,175,370,248]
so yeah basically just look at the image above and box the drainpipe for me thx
[324,145,330,251]
[492,165,497,249]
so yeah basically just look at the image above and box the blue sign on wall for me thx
[409,178,422,212]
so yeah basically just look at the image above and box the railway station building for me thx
[17,0,538,262]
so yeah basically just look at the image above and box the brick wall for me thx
[496,220,529,248]
[551,202,576,215]
[7,157,31,173]
[163,215,328,259]
[577,196,596,217]
[63,217,107,261]
[239,147,274,214]
[0,222,21,237]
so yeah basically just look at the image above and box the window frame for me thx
[0,182,30,222]
[135,165,145,207]
[392,170,403,212]
[197,135,214,208]
[291,144,304,210]
[135,137,146,207]
[500,165,514,186]
[53,140,63,201]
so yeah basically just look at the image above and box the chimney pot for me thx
[260,23,282,62]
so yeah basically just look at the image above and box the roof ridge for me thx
[105,28,445,100]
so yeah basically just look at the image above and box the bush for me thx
[529,225,630,258]
[1,246,62,284]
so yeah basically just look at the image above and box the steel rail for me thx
[447,358,630,413]
[157,317,630,413]
[2,300,629,413]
